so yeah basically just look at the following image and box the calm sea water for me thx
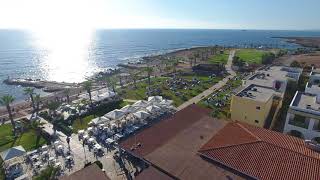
[1,29,320,101]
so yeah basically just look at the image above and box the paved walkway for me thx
[177,50,236,110]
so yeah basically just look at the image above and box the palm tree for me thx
[29,120,45,136]
[105,77,117,93]
[0,95,16,135]
[24,87,35,111]
[63,88,71,104]
[47,101,60,135]
[47,101,60,117]
[144,67,153,85]
[34,94,41,117]
[130,71,139,89]
[172,60,179,74]
[83,81,93,105]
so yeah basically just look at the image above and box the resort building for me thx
[230,66,302,128]
[283,91,320,141]
[230,84,282,128]
[305,70,320,95]
[242,66,302,94]
[119,105,320,180]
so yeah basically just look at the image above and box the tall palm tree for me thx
[29,120,45,136]
[144,67,153,85]
[105,77,117,93]
[130,71,139,89]
[172,60,179,74]
[24,87,35,111]
[47,101,60,117]
[47,101,60,135]
[83,81,93,105]
[63,88,71,104]
[34,94,41,117]
[0,95,16,135]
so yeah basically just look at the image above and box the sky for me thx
[0,0,319,30]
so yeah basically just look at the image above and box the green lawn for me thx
[0,124,48,152]
[208,51,229,64]
[235,49,268,64]
[72,115,95,133]
[119,75,222,107]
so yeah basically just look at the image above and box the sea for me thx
[1,29,320,101]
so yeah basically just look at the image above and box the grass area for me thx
[0,124,48,152]
[208,51,229,64]
[198,76,243,119]
[72,115,95,133]
[119,75,222,107]
[235,49,268,64]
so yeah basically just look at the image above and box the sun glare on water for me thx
[31,28,99,83]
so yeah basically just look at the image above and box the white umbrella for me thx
[104,109,125,120]
[132,100,150,108]
[146,105,161,113]
[148,96,163,103]
[121,105,138,114]
[90,117,109,125]
[133,110,150,119]
[159,99,173,107]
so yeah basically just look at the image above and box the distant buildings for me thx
[230,66,302,128]
[119,105,320,180]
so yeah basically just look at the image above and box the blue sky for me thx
[0,0,319,30]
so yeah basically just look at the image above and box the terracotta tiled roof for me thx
[199,122,320,180]
[59,164,110,180]
[120,104,211,157]
[135,166,174,180]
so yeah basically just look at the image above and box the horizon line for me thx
[0,27,320,32]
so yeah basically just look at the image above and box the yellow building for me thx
[230,84,282,128]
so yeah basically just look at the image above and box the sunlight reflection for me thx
[31,28,99,83]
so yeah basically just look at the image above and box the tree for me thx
[0,95,16,135]
[105,77,117,92]
[24,87,35,112]
[34,94,41,117]
[130,71,139,89]
[144,67,153,85]
[29,120,45,136]
[47,101,60,117]
[261,53,276,65]
[83,81,93,105]
[63,88,71,104]
[232,56,245,67]
[172,60,179,74]
[290,61,301,68]
[47,101,60,135]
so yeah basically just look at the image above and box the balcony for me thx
[289,115,309,129]
[313,120,320,132]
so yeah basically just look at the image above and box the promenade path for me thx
[177,50,236,110]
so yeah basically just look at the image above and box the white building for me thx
[283,91,320,141]
[243,66,302,94]
[305,70,320,96]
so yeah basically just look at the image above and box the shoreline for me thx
[273,36,320,48]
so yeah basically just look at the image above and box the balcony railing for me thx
[289,116,309,129]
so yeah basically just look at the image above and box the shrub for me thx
[94,161,103,169]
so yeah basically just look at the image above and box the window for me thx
[256,106,261,110]
[255,120,259,124]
